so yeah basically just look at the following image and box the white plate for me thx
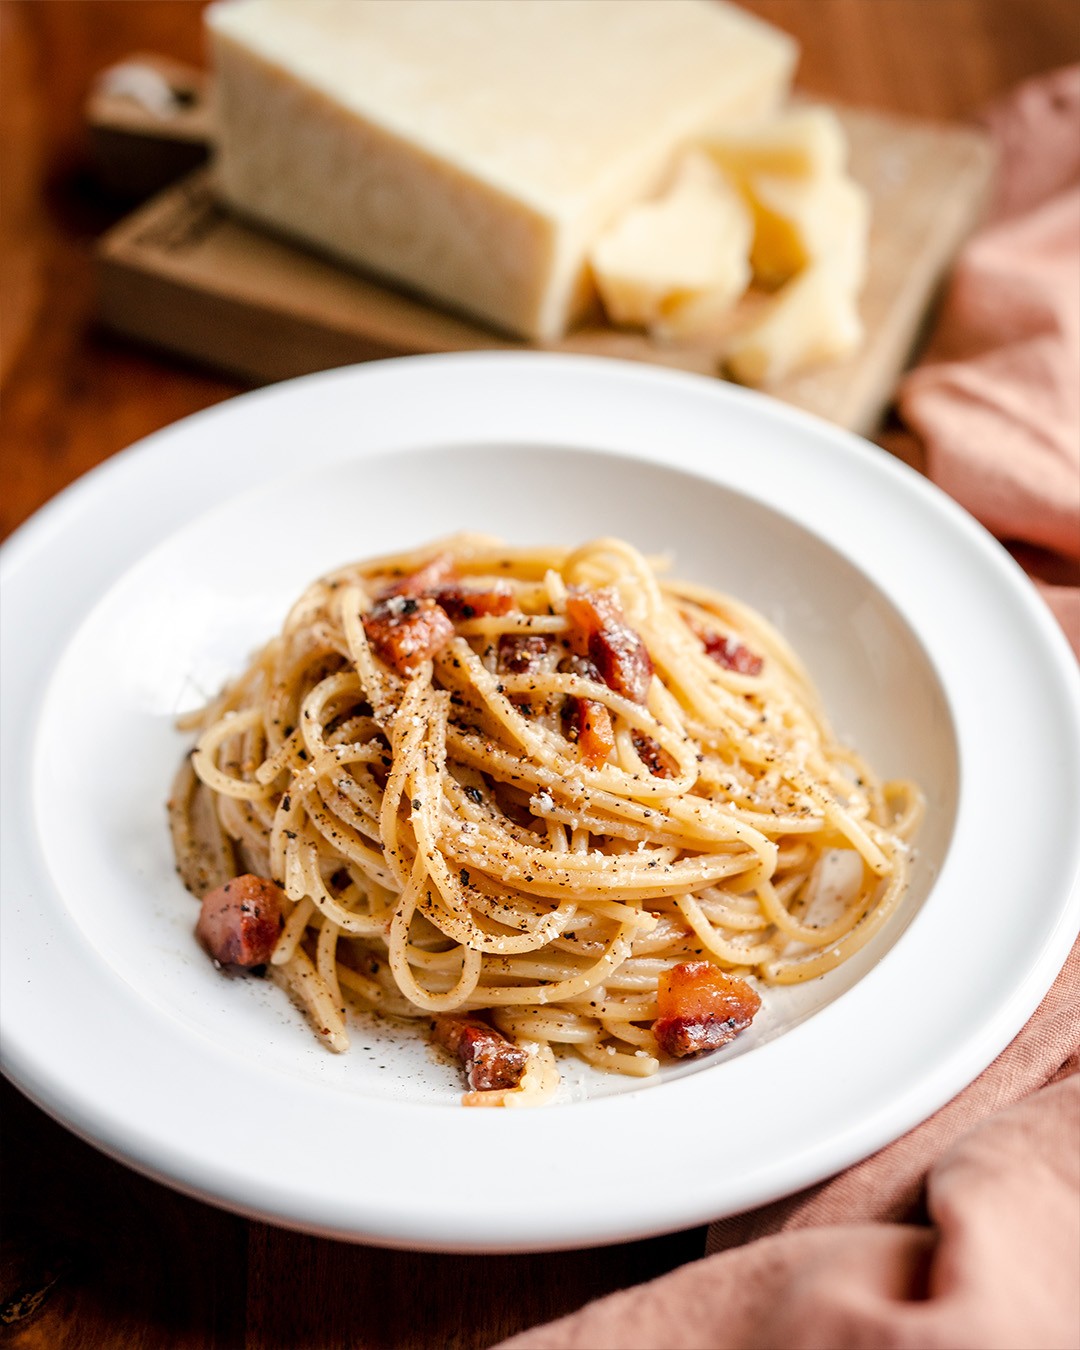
[2,353,1078,1252]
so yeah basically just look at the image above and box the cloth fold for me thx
[496,67,1080,1350]
[501,1076,1079,1350]
[897,64,1080,653]
[704,943,1080,1254]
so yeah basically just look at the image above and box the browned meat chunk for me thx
[430,581,513,620]
[433,1015,528,1091]
[566,585,624,635]
[572,699,616,768]
[698,628,763,676]
[561,654,616,767]
[380,558,513,622]
[364,594,455,674]
[566,588,653,704]
[196,874,284,968]
[592,626,653,703]
[632,731,676,778]
[653,961,761,1058]
[381,553,457,597]
[497,633,554,675]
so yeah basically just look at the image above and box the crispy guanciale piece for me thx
[653,961,762,1058]
[430,580,514,621]
[566,587,653,704]
[699,629,763,676]
[433,1015,528,1092]
[561,654,616,767]
[363,594,455,674]
[497,632,554,674]
[574,699,617,768]
[196,874,284,967]
[632,731,676,779]
[381,552,458,597]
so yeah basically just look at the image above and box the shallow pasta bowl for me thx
[2,352,1078,1251]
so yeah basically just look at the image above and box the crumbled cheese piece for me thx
[700,106,848,182]
[590,151,754,339]
[725,254,864,386]
[743,171,870,289]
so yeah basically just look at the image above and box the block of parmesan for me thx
[206,0,797,341]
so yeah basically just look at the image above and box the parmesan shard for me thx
[744,172,871,289]
[206,0,797,341]
[700,106,849,182]
[724,170,870,386]
[589,152,754,340]
[724,257,865,386]
[698,105,871,383]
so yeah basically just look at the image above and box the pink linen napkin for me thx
[497,69,1080,1350]
[896,64,1080,655]
[499,953,1079,1350]
[502,1083,1080,1350]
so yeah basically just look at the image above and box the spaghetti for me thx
[169,535,922,1105]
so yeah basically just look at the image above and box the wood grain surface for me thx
[2,4,1078,1348]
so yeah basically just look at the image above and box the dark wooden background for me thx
[2,3,1078,1346]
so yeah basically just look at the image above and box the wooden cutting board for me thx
[96,104,994,436]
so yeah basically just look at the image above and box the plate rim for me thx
[3,351,1078,1253]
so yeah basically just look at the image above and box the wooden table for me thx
[2,3,1077,1346]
